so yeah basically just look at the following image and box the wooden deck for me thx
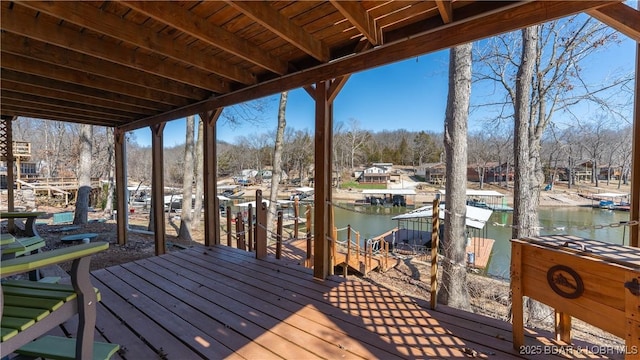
[54,245,620,359]
[466,237,495,270]
[270,239,382,274]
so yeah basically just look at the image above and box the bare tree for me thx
[578,114,617,187]
[73,124,92,225]
[103,127,115,216]
[468,132,493,189]
[512,26,539,239]
[438,43,472,310]
[178,115,195,241]
[474,16,631,201]
[192,117,204,230]
[346,118,369,169]
[268,92,288,239]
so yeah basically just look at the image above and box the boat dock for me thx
[466,237,495,270]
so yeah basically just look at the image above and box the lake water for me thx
[331,204,631,279]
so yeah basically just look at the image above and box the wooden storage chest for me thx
[511,235,640,358]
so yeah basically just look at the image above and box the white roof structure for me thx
[218,185,239,191]
[236,199,293,208]
[294,187,314,193]
[217,195,231,201]
[438,189,504,197]
[362,189,416,195]
[392,204,493,229]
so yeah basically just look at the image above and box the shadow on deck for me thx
[57,245,620,359]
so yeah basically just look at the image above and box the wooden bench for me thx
[1,242,119,359]
[1,233,16,245]
[1,236,46,259]
[52,212,75,225]
[61,233,99,244]
[1,236,47,281]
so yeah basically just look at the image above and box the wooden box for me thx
[511,235,640,358]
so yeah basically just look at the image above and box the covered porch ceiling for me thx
[0,1,637,131]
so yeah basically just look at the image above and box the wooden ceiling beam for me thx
[1,79,156,117]
[1,52,192,107]
[330,1,379,45]
[15,1,255,85]
[0,6,229,94]
[0,90,140,119]
[1,69,173,112]
[0,33,209,100]
[1,107,122,127]
[435,0,453,24]
[118,1,612,132]
[328,76,350,103]
[123,1,288,75]
[227,1,330,62]
[588,3,640,41]
[2,98,133,122]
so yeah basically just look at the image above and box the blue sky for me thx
[131,24,636,147]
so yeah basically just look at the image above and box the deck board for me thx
[48,245,620,359]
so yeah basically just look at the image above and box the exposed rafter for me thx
[17,1,256,84]
[0,6,229,93]
[0,0,632,130]
[1,52,190,107]
[123,1,289,75]
[226,0,330,62]
[0,33,209,100]
[435,0,453,24]
[120,0,614,131]
[330,1,379,45]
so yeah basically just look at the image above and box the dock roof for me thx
[392,205,493,230]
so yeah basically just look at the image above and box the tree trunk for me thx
[512,25,550,326]
[178,115,195,241]
[73,124,92,225]
[103,128,115,217]
[193,118,204,230]
[437,43,472,311]
[512,26,539,239]
[268,91,288,241]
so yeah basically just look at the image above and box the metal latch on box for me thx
[625,278,640,296]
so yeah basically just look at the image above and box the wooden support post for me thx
[226,206,232,247]
[306,205,312,268]
[332,226,338,264]
[4,117,16,232]
[431,196,440,310]
[293,197,299,240]
[236,212,245,250]
[625,272,640,353]
[150,123,166,256]
[554,311,572,343]
[255,190,267,259]
[247,204,254,252]
[202,109,223,246]
[356,232,360,266]
[511,241,525,350]
[276,211,283,259]
[631,39,640,248]
[313,80,332,279]
[345,225,351,278]
[114,128,127,246]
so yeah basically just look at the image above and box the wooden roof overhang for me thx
[1,1,639,272]
[1,1,637,129]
